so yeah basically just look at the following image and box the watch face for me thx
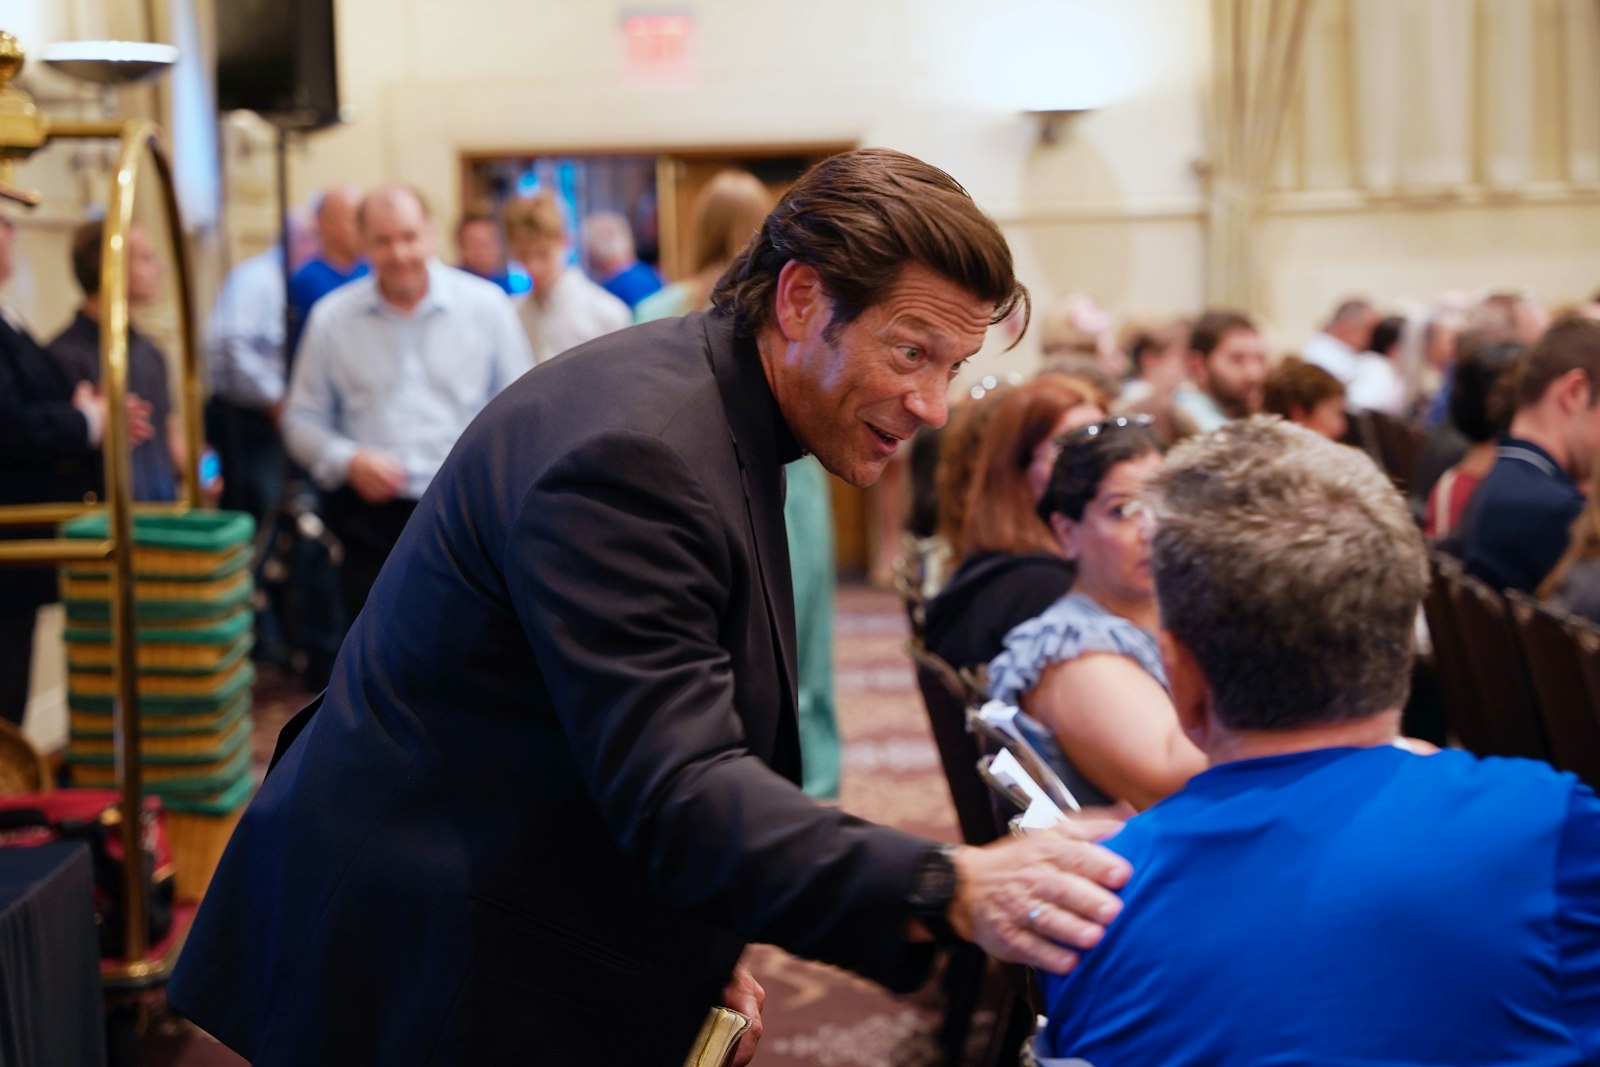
[912,848,958,909]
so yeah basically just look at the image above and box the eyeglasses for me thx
[1059,413,1155,447]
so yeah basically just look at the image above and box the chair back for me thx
[910,644,998,846]
[1506,590,1600,788]
[1566,616,1600,773]
[1422,551,1496,754]
[1368,411,1426,492]
[1442,568,1552,760]
[893,536,931,644]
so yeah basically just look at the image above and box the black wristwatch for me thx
[907,844,961,943]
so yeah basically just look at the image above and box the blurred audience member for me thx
[204,210,317,522]
[50,220,180,502]
[923,375,1106,674]
[1418,298,1468,427]
[1262,357,1347,441]
[1303,297,1377,385]
[636,170,771,323]
[503,192,630,365]
[1459,317,1600,592]
[582,211,662,309]
[1423,340,1521,544]
[1347,314,1408,415]
[930,386,1011,575]
[288,185,368,357]
[1539,460,1600,624]
[454,208,522,295]
[1174,309,1268,432]
[1114,317,1197,444]
[987,416,1202,810]
[283,186,532,622]
[1039,291,1125,386]
[0,214,151,726]
[1040,417,1600,1066]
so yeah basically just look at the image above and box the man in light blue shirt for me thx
[283,185,532,624]
[204,210,316,522]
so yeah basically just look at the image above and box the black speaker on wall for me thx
[214,0,340,130]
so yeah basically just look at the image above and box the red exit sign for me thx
[622,11,695,89]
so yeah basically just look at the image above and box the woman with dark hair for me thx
[1424,340,1522,543]
[922,374,1106,673]
[986,417,1204,810]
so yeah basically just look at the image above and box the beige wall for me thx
[6,0,1600,373]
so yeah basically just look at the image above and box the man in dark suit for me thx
[0,214,151,725]
[170,149,1132,1066]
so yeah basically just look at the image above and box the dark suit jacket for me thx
[169,312,934,1065]
[0,316,96,608]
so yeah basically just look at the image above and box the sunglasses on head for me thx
[1058,413,1155,447]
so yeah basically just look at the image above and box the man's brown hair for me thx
[711,148,1029,342]
[1513,314,1600,409]
[70,220,105,296]
[1189,309,1256,360]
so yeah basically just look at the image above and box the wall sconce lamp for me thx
[1028,108,1090,146]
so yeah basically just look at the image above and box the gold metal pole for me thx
[103,118,154,964]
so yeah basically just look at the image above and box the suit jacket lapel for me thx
[702,314,801,769]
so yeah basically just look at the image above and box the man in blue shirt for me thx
[287,185,368,359]
[282,185,531,625]
[1459,316,1600,591]
[582,210,662,309]
[1037,418,1600,1066]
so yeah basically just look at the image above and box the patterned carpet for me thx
[145,583,969,1065]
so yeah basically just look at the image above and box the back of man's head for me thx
[1512,315,1600,412]
[70,220,104,297]
[581,212,634,274]
[1189,309,1255,360]
[711,147,1028,343]
[1150,417,1428,732]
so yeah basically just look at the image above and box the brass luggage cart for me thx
[0,32,208,987]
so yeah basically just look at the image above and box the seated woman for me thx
[922,374,1106,674]
[1037,418,1600,1066]
[1261,356,1348,441]
[986,416,1205,811]
[1424,339,1521,544]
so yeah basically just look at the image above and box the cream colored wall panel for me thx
[1562,0,1600,183]
[1261,201,1600,343]
[1481,0,1536,188]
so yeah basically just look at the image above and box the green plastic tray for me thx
[161,773,254,816]
[63,578,253,622]
[67,661,255,714]
[63,606,253,645]
[71,741,253,794]
[66,712,253,766]
[61,510,255,552]
[66,633,253,676]
[68,692,250,738]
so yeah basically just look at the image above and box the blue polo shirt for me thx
[1042,746,1600,1066]
[1459,437,1583,591]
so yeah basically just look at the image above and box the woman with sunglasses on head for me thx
[986,417,1206,810]
[922,375,1108,676]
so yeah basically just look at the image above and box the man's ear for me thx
[1160,629,1211,747]
[772,260,828,343]
[1556,367,1592,415]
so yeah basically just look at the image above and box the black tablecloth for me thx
[0,843,106,1067]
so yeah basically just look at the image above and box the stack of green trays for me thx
[60,511,258,815]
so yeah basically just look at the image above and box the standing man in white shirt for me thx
[503,191,631,365]
[1302,297,1377,385]
[282,185,533,625]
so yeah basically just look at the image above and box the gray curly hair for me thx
[1148,417,1428,731]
